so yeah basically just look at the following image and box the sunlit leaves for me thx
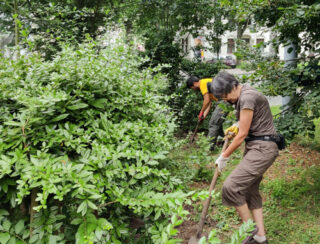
[0,39,179,243]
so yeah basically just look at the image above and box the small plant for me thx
[197,219,255,244]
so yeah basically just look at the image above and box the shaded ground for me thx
[176,142,320,243]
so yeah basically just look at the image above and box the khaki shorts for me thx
[222,140,279,209]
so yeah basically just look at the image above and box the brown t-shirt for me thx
[236,85,277,136]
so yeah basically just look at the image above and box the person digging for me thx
[186,76,228,151]
[211,71,279,244]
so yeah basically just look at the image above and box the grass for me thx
[169,134,320,243]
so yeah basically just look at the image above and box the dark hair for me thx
[212,71,239,99]
[186,76,200,88]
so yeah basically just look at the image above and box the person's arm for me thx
[203,101,212,118]
[199,93,211,119]
[222,109,253,158]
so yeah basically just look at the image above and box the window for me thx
[242,38,250,44]
[227,39,235,54]
[181,37,189,54]
[256,38,264,45]
[256,38,265,51]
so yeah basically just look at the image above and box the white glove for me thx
[215,154,230,172]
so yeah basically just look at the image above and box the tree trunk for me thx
[30,188,38,237]
[124,20,133,42]
[236,19,250,65]
[13,0,20,58]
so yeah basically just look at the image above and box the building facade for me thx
[180,27,282,62]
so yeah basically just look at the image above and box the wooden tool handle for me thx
[190,120,201,142]
[195,137,230,238]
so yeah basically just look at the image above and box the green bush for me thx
[0,40,192,243]
[180,59,226,78]
[314,117,320,146]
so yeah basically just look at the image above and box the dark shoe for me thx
[209,144,215,152]
[241,227,259,244]
[216,140,224,147]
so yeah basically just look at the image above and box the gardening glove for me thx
[215,154,230,172]
[198,111,205,122]
[225,122,239,139]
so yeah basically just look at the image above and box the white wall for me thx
[181,26,280,61]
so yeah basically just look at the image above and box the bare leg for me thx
[235,203,252,222]
[252,208,265,236]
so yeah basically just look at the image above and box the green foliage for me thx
[1,0,114,59]
[261,163,320,243]
[252,1,320,52]
[0,39,194,243]
[314,118,320,147]
[263,167,320,207]
[238,43,320,140]
[227,0,320,140]
[197,219,255,244]
[166,134,220,184]
[181,59,225,78]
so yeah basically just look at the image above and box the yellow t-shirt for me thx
[199,78,218,101]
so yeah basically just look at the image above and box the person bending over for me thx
[186,76,228,151]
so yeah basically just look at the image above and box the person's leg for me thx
[252,208,265,236]
[246,176,265,237]
[235,203,252,222]
[208,103,226,150]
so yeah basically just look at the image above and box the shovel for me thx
[190,120,201,142]
[188,136,230,244]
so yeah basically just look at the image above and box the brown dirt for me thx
[176,142,320,243]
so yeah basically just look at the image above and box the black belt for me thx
[245,135,277,143]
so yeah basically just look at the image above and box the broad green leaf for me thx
[198,236,207,244]
[91,99,108,109]
[155,210,161,220]
[70,218,82,225]
[49,235,57,244]
[0,210,9,216]
[14,220,24,234]
[67,103,88,110]
[3,220,11,231]
[95,227,103,240]
[4,121,21,127]
[87,200,98,210]
[98,218,112,230]
[77,201,87,216]
[147,160,159,166]
[29,234,39,244]
[50,114,69,122]
[7,237,15,244]
[0,233,10,244]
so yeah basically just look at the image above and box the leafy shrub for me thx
[314,117,320,147]
[198,219,255,244]
[238,41,320,140]
[180,59,225,78]
[0,39,193,243]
